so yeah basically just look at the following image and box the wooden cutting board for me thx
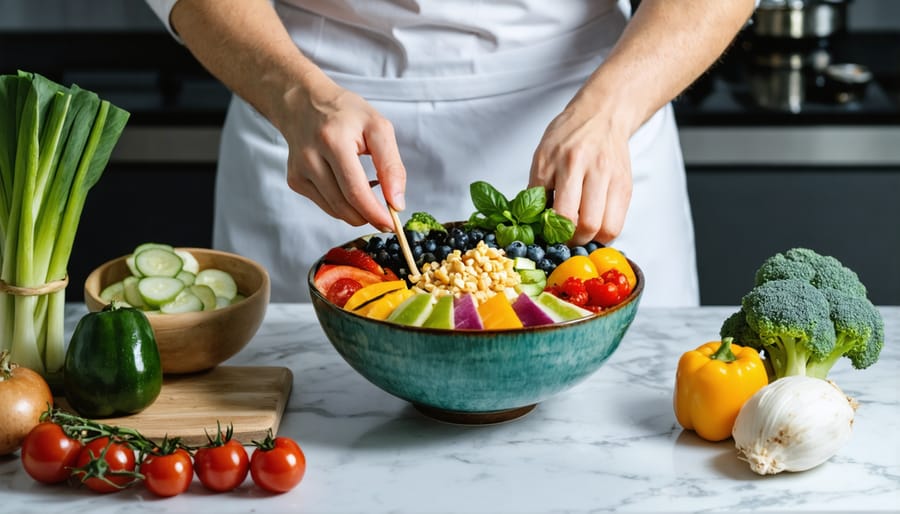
[56,366,293,446]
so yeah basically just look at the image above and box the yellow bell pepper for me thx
[673,337,768,442]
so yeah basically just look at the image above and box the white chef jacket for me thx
[146,0,701,307]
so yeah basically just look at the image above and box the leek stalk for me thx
[0,71,129,378]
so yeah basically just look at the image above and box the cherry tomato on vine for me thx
[194,425,249,492]
[250,431,306,493]
[20,422,83,484]
[71,437,138,493]
[142,447,194,497]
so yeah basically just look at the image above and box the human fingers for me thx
[286,148,368,226]
[365,117,407,212]
[321,130,395,231]
[587,155,633,245]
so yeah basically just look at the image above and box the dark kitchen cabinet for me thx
[686,166,900,306]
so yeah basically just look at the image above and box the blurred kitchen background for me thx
[1,0,898,305]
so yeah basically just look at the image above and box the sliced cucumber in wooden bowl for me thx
[99,243,243,314]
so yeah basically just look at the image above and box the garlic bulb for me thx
[732,375,858,475]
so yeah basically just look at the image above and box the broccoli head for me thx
[403,212,447,235]
[720,308,771,377]
[805,288,885,378]
[755,247,867,298]
[741,279,836,378]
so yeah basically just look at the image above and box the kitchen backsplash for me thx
[0,0,898,32]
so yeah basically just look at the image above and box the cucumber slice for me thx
[134,242,175,255]
[160,290,205,314]
[100,281,126,303]
[175,249,200,274]
[513,257,537,270]
[138,277,185,308]
[123,276,147,308]
[189,284,217,311]
[125,254,142,277]
[195,269,238,300]
[176,270,196,286]
[230,293,246,305]
[135,247,183,278]
[215,296,232,310]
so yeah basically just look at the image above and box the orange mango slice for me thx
[477,293,524,330]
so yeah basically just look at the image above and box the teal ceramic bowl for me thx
[308,236,644,424]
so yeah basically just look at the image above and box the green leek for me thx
[0,71,129,380]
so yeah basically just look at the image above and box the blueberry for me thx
[449,232,469,250]
[376,249,392,266]
[585,241,602,253]
[412,244,424,260]
[468,228,485,245]
[505,241,527,259]
[420,252,437,264]
[423,239,437,253]
[525,244,545,263]
[406,230,426,245]
[546,243,571,264]
[483,233,498,248]
[365,237,385,253]
[430,230,447,244]
[537,258,556,273]
[571,246,589,257]
[465,232,480,250]
[387,242,401,256]
[436,245,453,260]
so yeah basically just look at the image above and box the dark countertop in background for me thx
[2,30,899,129]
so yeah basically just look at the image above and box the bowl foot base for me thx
[413,403,537,425]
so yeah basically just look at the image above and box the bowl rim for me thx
[307,234,644,334]
[84,247,271,319]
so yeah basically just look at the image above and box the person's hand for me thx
[278,73,406,231]
[529,98,633,246]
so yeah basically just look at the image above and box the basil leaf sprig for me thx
[466,181,575,248]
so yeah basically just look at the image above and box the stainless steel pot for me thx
[751,0,849,39]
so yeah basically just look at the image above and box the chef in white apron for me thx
[145,0,756,306]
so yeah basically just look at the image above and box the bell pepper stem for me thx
[710,337,737,363]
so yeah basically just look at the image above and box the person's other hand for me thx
[529,99,633,245]
[279,74,405,231]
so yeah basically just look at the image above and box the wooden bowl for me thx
[84,248,270,374]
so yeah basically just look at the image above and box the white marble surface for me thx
[2,304,898,513]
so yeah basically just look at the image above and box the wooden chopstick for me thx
[389,206,420,281]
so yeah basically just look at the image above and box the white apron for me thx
[179,0,699,306]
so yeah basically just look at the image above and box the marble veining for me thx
[1,304,897,513]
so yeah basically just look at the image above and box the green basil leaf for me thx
[466,212,496,230]
[510,187,546,224]
[542,210,575,245]
[496,223,534,248]
[470,181,509,217]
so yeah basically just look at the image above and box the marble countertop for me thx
[2,304,898,513]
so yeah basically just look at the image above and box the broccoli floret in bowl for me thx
[403,212,447,236]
